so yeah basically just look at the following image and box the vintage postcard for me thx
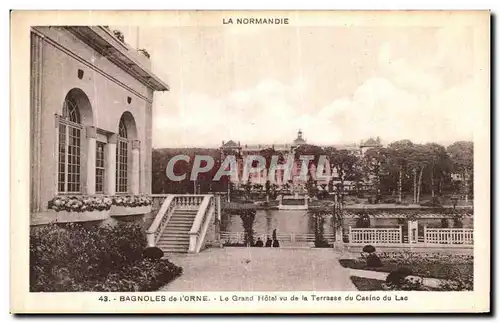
[10,10,490,313]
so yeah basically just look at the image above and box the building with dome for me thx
[220,130,375,188]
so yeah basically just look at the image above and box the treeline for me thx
[151,140,473,203]
[152,148,226,194]
[293,140,473,203]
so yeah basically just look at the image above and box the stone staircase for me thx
[156,209,198,254]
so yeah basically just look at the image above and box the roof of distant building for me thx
[293,129,307,145]
[361,137,382,147]
[221,140,240,148]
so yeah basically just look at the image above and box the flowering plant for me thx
[112,195,152,207]
[48,196,113,213]
[48,195,152,213]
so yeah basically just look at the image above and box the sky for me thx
[117,22,479,149]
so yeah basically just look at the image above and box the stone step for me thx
[158,245,189,251]
[168,218,194,222]
[171,215,197,220]
[168,224,193,229]
[157,244,189,249]
[161,249,188,254]
[157,241,189,247]
[158,236,190,242]
[165,227,192,232]
[160,231,189,236]
[168,224,193,228]
[170,217,196,221]
[158,237,189,242]
[162,229,189,233]
[173,209,199,214]
[169,218,195,223]
[164,228,190,232]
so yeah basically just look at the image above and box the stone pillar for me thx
[131,140,141,195]
[408,220,418,244]
[106,134,117,196]
[86,126,97,195]
[214,195,222,247]
[30,32,43,212]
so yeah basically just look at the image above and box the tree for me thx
[447,141,474,203]
[259,147,284,169]
[362,147,389,196]
[424,143,451,198]
[305,176,318,197]
[407,144,429,204]
[294,144,325,174]
[327,148,360,199]
[239,210,256,246]
[265,180,271,201]
[259,147,284,189]
[388,140,414,202]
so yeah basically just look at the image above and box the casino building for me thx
[30,26,169,225]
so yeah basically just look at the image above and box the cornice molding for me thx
[31,27,154,104]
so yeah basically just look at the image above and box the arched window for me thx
[116,118,129,193]
[58,98,82,193]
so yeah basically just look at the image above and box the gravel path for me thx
[160,247,357,291]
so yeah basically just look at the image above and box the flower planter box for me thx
[110,205,152,217]
[31,209,110,225]
[56,210,110,223]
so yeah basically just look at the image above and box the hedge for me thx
[30,222,182,292]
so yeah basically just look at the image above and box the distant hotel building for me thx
[220,130,382,187]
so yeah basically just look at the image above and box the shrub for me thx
[90,259,182,292]
[30,222,182,292]
[366,253,383,267]
[382,197,397,204]
[385,267,412,286]
[421,196,443,207]
[356,214,371,228]
[453,218,463,228]
[437,275,473,291]
[143,247,164,260]
[314,239,330,248]
[441,218,450,228]
[362,245,376,254]
[383,276,428,291]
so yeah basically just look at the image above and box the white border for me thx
[4,1,497,320]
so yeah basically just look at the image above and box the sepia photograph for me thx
[10,10,490,313]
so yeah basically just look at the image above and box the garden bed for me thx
[340,252,473,281]
[350,276,386,291]
[350,276,440,292]
[30,222,182,292]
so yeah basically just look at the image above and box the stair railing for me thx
[188,195,216,253]
[146,195,176,247]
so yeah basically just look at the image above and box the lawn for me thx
[340,252,473,280]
